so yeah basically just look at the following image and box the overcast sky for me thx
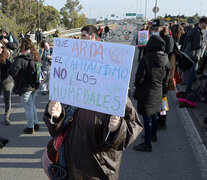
[44,0,207,20]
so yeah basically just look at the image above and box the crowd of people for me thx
[0,28,53,134]
[0,17,206,179]
[134,17,207,152]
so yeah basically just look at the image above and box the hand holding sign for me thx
[48,100,62,119]
[108,116,121,132]
[50,38,135,117]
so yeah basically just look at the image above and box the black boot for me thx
[158,114,167,130]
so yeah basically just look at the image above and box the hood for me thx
[185,27,201,39]
[17,53,33,61]
[146,35,166,53]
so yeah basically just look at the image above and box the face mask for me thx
[152,31,160,36]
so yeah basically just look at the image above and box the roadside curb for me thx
[170,91,207,179]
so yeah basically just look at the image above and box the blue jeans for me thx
[143,113,159,145]
[185,62,198,93]
[41,70,50,92]
[20,90,38,128]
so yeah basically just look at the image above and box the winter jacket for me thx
[161,34,174,55]
[43,97,143,180]
[39,48,52,71]
[0,59,14,85]
[182,27,205,62]
[35,30,43,42]
[9,53,36,94]
[135,35,170,116]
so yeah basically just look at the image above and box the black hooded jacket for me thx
[182,27,204,62]
[135,35,170,116]
[0,59,14,85]
[9,53,35,94]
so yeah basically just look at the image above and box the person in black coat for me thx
[133,35,170,152]
[150,19,174,129]
[9,38,41,134]
[182,17,207,93]
[35,28,43,48]
[0,41,14,125]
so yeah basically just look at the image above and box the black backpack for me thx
[173,50,194,72]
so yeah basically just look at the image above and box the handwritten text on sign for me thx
[137,30,149,47]
[49,38,135,117]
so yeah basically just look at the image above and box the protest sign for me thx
[49,38,135,117]
[137,30,149,47]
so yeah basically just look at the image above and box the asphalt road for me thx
[0,38,206,180]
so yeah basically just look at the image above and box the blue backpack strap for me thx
[58,104,78,167]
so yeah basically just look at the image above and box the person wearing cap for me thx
[151,19,174,55]
[0,27,19,58]
[150,19,174,130]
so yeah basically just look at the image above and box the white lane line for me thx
[171,91,207,179]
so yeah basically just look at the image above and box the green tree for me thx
[0,10,21,36]
[60,0,86,29]
[0,0,61,33]
[39,5,60,31]
[187,13,200,24]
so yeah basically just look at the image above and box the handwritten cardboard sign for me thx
[49,38,135,117]
[137,30,150,47]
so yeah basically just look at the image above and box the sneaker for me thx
[23,128,35,134]
[34,124,40,131]
[42,91,47,95]
[141,134,158,142]
[133,142,152,152]
[5,118,11,126]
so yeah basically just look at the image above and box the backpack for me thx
[173,50,194,72]
[27,60,45,89]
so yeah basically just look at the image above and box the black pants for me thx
[0,83,14,119]
[159,113,166,126]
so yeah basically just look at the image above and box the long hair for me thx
[160,25,169,37]
[40,40,47,49]
[172,25,183,42]
[0,41,8,63]
[19,38,41,62]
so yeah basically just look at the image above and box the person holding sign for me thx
[133,35,170,152]
[137,23,149,62]
[43,25,143,180]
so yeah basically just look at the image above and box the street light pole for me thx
[136,1,138,14]
[155,0,158,18]
[38,0,44,28]
[145,0,147,20]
